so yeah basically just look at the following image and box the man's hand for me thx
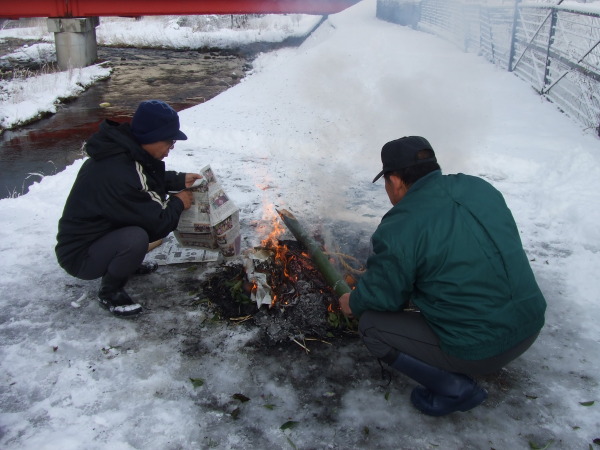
[173,190,193,210]
[185,173,202,188]
[339,292,354,318]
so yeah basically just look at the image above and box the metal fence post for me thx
[508,0,521,72]
[418,0,600,132]
[542,8,558,93]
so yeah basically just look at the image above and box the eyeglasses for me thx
[167,140,176,149]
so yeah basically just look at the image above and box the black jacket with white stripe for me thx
[55,119,186,277]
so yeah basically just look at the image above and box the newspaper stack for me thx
[173,165,241,259]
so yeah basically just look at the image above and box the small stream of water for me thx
[0,45,253,199]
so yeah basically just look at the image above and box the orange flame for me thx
[259,204,296,279]
[260,203,286,248]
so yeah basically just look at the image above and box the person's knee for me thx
[126,227,150,252]
[358,311,378,337]
[357,313,396,361]
[122,227,150,267]
[104,227,150,278]
[118,227,149,263]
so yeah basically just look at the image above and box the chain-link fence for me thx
[379,1,600,134]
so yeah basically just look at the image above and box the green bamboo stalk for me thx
[277,209,351,297]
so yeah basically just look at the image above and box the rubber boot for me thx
[98,273,142,317]
[389,352,487,416]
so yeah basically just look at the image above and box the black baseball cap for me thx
[372,136,436,183]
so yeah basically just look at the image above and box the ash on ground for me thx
[198,240,359,346]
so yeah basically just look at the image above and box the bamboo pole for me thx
[277,209,351,297]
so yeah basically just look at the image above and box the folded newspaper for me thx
[173,165,241,259]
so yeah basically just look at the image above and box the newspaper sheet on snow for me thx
[173,165,241,259]
[145,234,220,265]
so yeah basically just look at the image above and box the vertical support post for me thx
[542,8,558,93]
[483,5,495,64]
[508,0,521,72]
[47,17,100,70]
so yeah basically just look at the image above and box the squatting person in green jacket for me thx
[339,136,546,417]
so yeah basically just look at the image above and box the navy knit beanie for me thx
[131,100,188,144]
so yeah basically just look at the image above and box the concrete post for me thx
[47,17,100,70]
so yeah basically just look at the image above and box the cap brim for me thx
[372,170,385,183]
[174,130,188,141]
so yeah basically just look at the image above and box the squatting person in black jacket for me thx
[55,100,201,317]
[339,136,546,416]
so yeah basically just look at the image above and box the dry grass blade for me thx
[292,337,310,353]
[230,315,253,323]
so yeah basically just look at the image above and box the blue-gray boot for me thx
[389,352,487,416]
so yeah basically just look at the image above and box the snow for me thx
[0,64,111,129]
[0,20,111,130]
[0,42,55,64]
[1,1,600,448]
[94,15,323,48]
[556,1,600,14]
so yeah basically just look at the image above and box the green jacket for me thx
[350,171,546,360]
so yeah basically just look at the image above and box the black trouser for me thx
[76,226,149,281]
[359,310,539,375]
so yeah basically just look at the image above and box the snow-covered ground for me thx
[1,1,600,448]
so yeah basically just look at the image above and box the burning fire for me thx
[248,203,355,312]
[259,204,298,287]
[259,203,285,247]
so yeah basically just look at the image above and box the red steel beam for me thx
[0,0,65,19]
[0,0,362,19]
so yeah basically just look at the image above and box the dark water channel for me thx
[0,45,254,199]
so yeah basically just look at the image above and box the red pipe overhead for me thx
[0,0,362,19]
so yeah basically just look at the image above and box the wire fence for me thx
[396,0,600,134]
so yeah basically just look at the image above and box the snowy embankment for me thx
[0,14,321,130]
[0,63,111,130]
[1,1,599,449]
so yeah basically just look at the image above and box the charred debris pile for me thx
[198,210,365,349]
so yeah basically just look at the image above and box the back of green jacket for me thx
[350,171,546,360]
